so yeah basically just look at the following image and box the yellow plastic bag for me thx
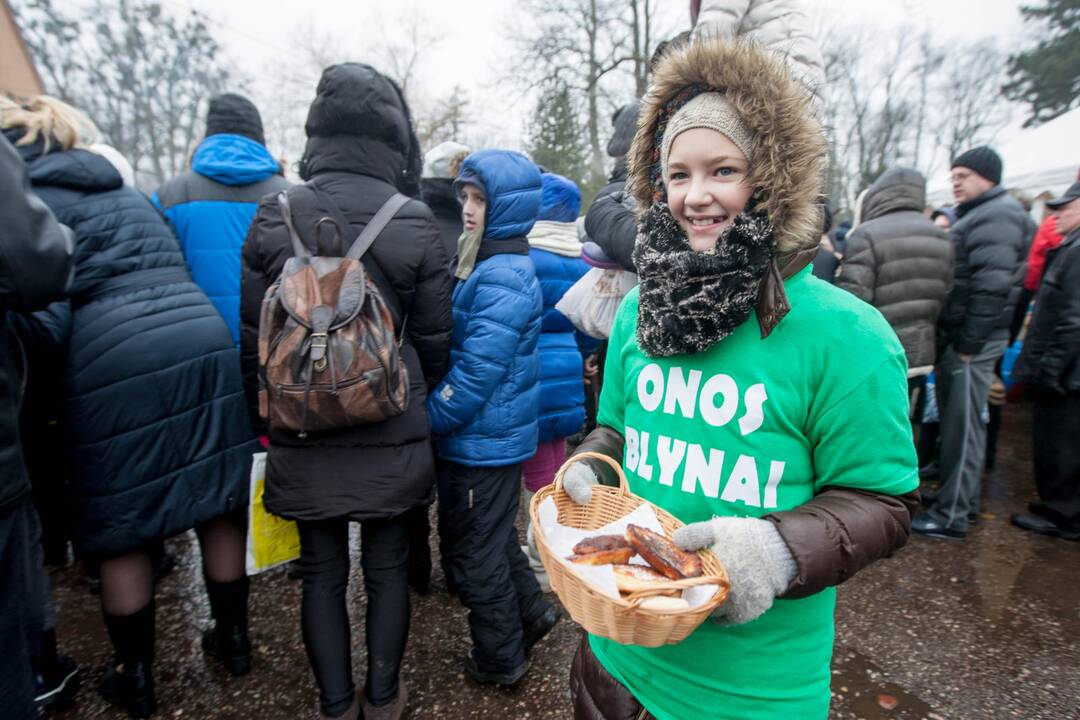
[245,452,300,575]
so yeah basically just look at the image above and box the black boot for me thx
[34,629,80,713]
[522,605,561,655]
[101,603,156,718]
[202,576,251,676]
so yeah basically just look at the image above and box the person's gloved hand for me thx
[673,517,797,625]
[563,461,599,504]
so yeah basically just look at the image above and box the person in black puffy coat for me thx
[1,96,259,719]
[240,63,452,720]
[0,131,73,720]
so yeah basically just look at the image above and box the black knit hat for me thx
[951,146,1002,185]
[607,101,641,158]
[205,93,265,145]
[821,197,833,235]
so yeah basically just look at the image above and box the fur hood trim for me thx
[627,39,827,254]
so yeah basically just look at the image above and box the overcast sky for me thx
[173,0,1027,160]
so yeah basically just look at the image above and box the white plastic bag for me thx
[555,267,637,339]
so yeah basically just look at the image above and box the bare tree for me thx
[911,31,945,173]
[377,8,441,100]
[416,86,470,148]
[819,22,1016,216]
[627,0,655,97]
[933,42,1012,162]
[13,0,235,188]
[512,0,658,179]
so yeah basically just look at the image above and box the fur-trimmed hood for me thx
[627,39,827,255]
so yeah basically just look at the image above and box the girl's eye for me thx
[715,167,737,177]
[669,171,689,181]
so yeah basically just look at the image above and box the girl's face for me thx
[665,128,753,252]
[461,185,487,232]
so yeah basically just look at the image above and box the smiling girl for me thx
[563,40,920,720]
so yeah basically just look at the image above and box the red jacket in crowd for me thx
[1025,215,1063,292]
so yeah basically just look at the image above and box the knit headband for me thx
[660,91,755,176]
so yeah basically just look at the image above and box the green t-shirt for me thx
[590,267,918,720]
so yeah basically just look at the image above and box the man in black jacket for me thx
[1010,182,1080,540]
[914,146,1034,540]
[0,135,73,720]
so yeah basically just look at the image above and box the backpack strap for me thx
[277,190,311,259]
[304,182,408,327]
[346,193,410,260]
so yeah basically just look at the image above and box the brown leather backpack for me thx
[257,187,409,437]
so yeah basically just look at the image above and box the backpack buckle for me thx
[310,332,329,372]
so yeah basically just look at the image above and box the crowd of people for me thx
[813,148,1080,546]
[2,3,1078,720]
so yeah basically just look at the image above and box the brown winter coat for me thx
[574,38,917,605]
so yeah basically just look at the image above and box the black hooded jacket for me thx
[836,167,953,369]
[420,177,462,262]
[241,63,453,522]
[10,135,257,556]
[1012,230,1080,392]
[582,164,637,271]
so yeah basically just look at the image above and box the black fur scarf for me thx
[632,203,775,357]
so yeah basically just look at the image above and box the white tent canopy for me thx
[927,107,1080,209]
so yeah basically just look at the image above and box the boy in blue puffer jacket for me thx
[153,94,289,344]
[427,149,560,686]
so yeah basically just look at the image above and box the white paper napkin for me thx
[537,496,719,607]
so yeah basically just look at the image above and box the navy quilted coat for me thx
[18,140,258,556]
[427,150,544,466]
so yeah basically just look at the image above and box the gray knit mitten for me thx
[563,462,599,504]
[672,517,797,625]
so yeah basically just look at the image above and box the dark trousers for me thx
[296,514,410,715]
[0,497,43,720]
[404,504,432,585]
[438,461,549,672]
[1030,389,1080,530]
[928,338,1007,531]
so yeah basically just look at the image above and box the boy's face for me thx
[664,128,753,252]
[461,185,486,232]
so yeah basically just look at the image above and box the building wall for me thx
[1,0,45,99]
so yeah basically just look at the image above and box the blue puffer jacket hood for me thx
[456,149,541,240]
[537,172,581,222]
[153,136,290,344]
[192,134,280,186]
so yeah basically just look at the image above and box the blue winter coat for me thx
[526,173,594,441]
[428,150,544,465]
[152,134,288,343]
[17,141,258,556]
[528,243,593,442]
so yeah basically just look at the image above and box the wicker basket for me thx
[529,451,730,647]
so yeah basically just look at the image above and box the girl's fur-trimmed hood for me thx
[627,39,827,254]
